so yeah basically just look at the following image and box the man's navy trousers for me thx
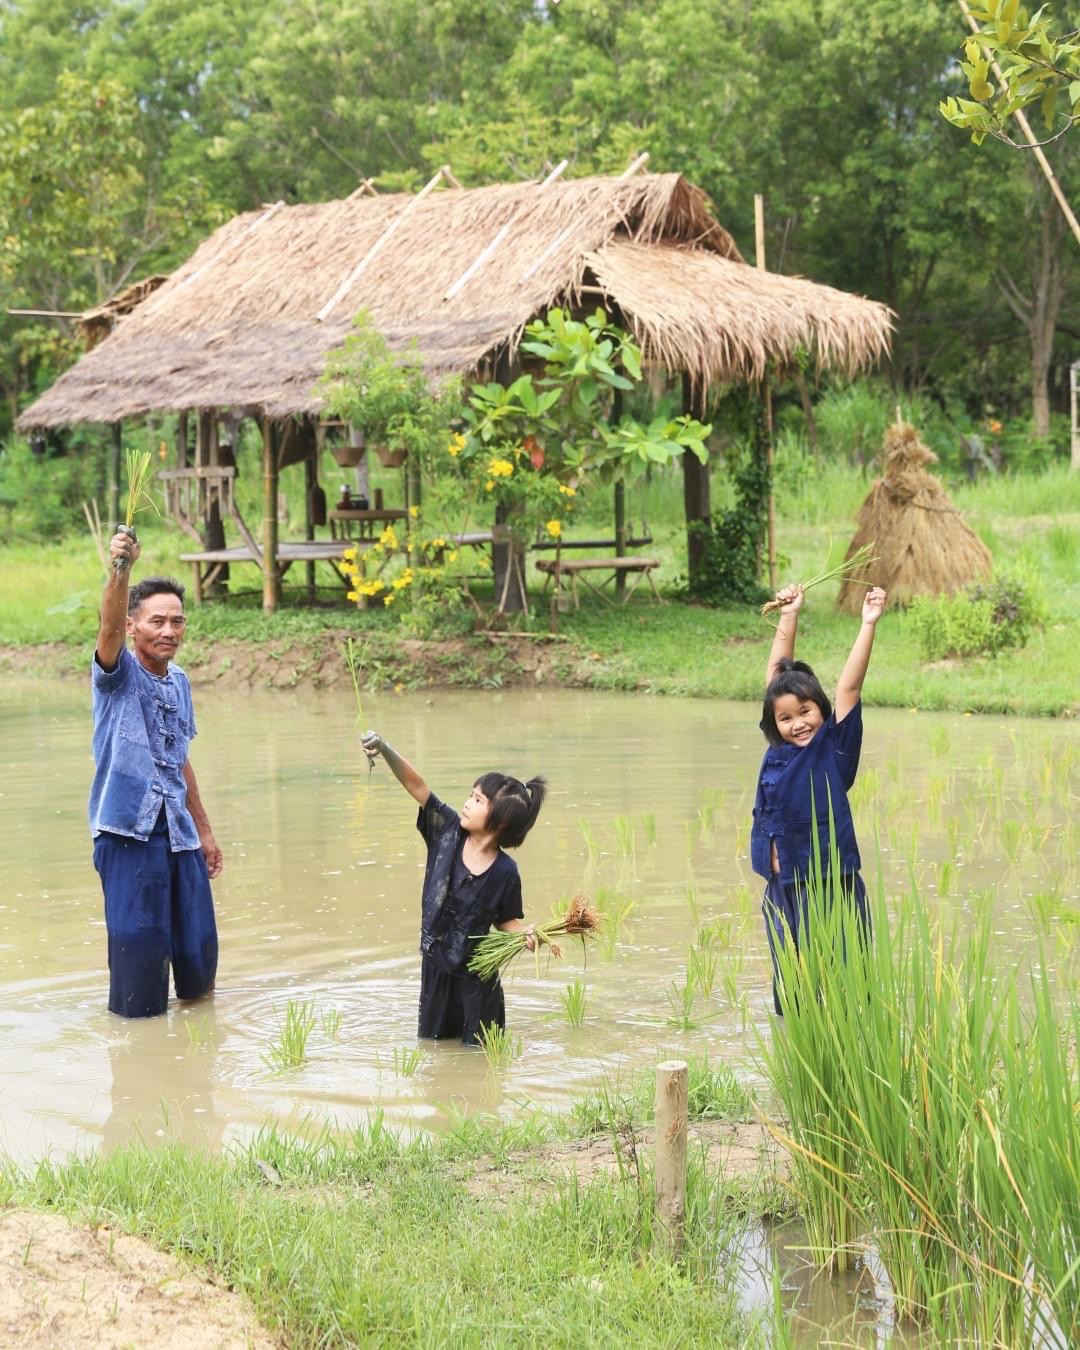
[92,808,218,1018]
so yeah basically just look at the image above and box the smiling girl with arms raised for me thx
[360,731,546,1045]
[751,582,887,1014]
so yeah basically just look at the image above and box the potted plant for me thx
[319,420,366,468]
[319,313,454,469]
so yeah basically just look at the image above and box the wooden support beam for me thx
[755,192,778,591]
[107,422,121,531]
[262,419,281,613]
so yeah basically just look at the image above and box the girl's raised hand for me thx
[775,584,805,614]
[361,730,384,761]
[861,587,887,625]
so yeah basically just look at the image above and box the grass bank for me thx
[2,464,1078,716]
[1,1059,778,1347]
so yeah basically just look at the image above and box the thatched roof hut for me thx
[17,173,891,429]
[837,423,992,613]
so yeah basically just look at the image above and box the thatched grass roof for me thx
[19,173,892,429]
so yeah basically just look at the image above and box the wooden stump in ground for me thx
[655,1059,688,1251]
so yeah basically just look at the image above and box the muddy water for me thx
[2,682,1077,1177]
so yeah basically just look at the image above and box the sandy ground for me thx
[0,1210,279,1349]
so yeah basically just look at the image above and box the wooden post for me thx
[176,410,189,468]
[613,481,628,600]
[304,449,316,600]
[199,411,228,596]
[107,422,121,530]
[654,1060,688,1251]
[262,417,281,613]
[755,193,778,591]
[681,374,711,591]
[1071,362,1079,471]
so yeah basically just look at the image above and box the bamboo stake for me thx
[446,160,568,301]
[755,193,778,590]
[164,201,285,303]
[655,1060,688,1251]
[958,0,1080,247]
[317,167,449,322]
[520,152,649,283]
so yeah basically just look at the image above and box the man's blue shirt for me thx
[89,647,200,851]
[751,701,863,883]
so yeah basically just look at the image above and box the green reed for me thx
[477,1023,521,1068]
[320,1009,343,1040]
[392,1044,422,1077]
[687,942,719,998]
[263,999,317,1073]
[559,978,587,1028]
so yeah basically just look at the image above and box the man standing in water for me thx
[89,529,222,1017]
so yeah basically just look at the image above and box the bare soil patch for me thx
[0,1209,278,1348]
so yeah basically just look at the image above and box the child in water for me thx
[361,730,546,1044]
[751,582,887,1013]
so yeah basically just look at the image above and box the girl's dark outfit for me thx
[415,794,523,1044]
[751,701,869,1014]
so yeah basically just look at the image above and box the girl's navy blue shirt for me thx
[416,794,523,974]
[751,701,864,883]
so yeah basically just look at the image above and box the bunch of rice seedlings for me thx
[467,893,601,981]
[392,1045,422,1076]
[262,999,317,1073]
[113,448,160,571]
[559,977,587,1028]
[476,1023,521,1068]
[759,541,877,615]
[320,1009,343,1040]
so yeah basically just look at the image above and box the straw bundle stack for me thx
[836,423,991,612]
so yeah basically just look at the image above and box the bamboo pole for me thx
[262,418,280,613]
[958,0,1080,247]
[317,167,449,322]
[107,422,122,530]
[755,193,778,591]
[654,1060,688,1250]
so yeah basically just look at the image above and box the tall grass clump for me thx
[761,831,1079,1342]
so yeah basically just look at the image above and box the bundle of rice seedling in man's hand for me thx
[468,893,602,981]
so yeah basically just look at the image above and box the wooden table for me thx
[328,508,408,540]
[535,556,662,608]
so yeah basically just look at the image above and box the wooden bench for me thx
[535,556,662,608]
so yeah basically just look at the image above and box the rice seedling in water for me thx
[1000,817,1026,864]
[595,886,635,959]
[320,1009,343,1041]
[262,999,317,1073]
[936,859,953,898]
[392,1044,422,1076]
[578,819,599,862]
[639,812,657,847]
[688,942,719,998]
[468,893,601,980]
[612,814,635,859]
[559,977,587,1028]
[684,882,701,927]
[185,1016,214,1050]
[928,725,951,758]
[476,1022,521,1068]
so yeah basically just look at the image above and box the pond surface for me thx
[4,679,1076,1175]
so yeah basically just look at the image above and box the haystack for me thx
[836,422,991,612]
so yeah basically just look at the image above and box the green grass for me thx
[0,1082,760,1347]
[3,465,1078,716]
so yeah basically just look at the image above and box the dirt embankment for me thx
[0,631,616,694]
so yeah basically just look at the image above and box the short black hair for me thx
[473,772,547,849]
[761,659,831,746]
[128,576,186,616]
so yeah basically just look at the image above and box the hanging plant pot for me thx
[375,445,408,468]
[330,444,366,468]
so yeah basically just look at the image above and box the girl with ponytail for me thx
[361,731,546,1045]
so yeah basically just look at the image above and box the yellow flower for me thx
[380,525,399,549]
[558,484,577,497]
[447,432,466,456]
[383,592,395,606]
[545,519,562,538]
[342,547,357,561]
[448,550,458,563]
[488,458,514,478]
[409,505,420,518]
[346,590,359,602]
[485,480,495,492]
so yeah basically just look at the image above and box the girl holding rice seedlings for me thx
[360,731,546,1045]
[752,582,887,1014]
